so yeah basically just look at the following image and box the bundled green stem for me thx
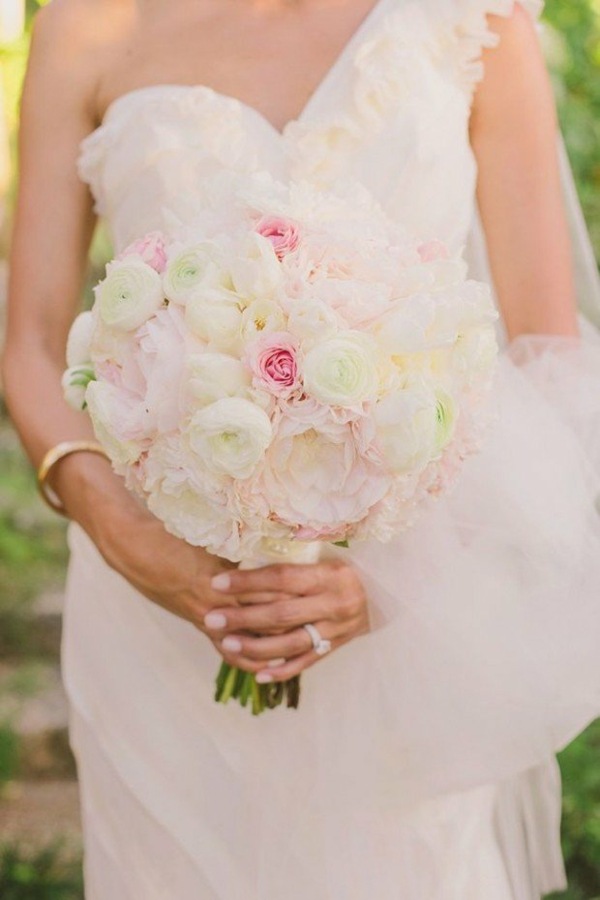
[215,662,300,716]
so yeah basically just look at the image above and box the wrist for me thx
[52,451,148,559]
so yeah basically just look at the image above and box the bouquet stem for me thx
[213,537,321,716]
[215,662,300,716]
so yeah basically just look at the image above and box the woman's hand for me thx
[54,452,239,635]
[203,560,370,683]
[99,499,240,635]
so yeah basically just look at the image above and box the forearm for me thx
[2,338,148,552]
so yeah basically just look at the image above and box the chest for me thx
[80,0,478,255]
[99,0,387,134]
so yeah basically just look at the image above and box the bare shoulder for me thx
[472,4,551,130]
[26,0,134,123]
[486,3,541,58]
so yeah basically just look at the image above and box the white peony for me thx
[186,353,251,407]
[147,484,241,558]
[229,233,283,302]
[374,384,442,474]
[375,295,437,355]
[452,326,499,385]
[96,259,164,331]
[85,380,143,467]
[186,397,272,478]
[286,298,339,344]
[66,311,96,366]
[185,288,243,352]
[261,417,388,538]
[240,299,286,341]
[163,241,233,305]
[303,333,379,407]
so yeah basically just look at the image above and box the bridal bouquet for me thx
[64,175,498,714]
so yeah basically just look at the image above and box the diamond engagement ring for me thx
[303,623,332,656]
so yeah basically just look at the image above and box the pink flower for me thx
[245,332,300,399]
[417,240,450,263]
[119,231,168,273]
[255,215,301,260]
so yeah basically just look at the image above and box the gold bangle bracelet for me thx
[37,440,110,517]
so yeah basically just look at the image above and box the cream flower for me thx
[286,298,339,344]
[61,365,96,411]
[229,233,283,302]
[186,353,251,407]
[186,397,272,478]
[66,311,96,366]
[185,288,243,352]
[261,418,388,536]
[374,384,441,474]
[163,241,233,304]
[96,259,164,331]
[303,333,379,407]
[85,380,143,467]
[240,299,286,341]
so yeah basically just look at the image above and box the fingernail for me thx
[204,612,227,630]
[256,672,274,684]
[222,636,242,652]
[267,658,286,668]
[211,573,231,591]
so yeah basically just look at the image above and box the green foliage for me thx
[0,723,19,786]
[0,843,83,900]
[544,1,600,255]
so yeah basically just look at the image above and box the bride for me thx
[3,0,600,896]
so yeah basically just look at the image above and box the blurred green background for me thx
[0,0,598,898]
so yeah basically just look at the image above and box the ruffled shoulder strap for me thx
[446,1,545,96]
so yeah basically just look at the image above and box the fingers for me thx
[221,626,314,662]
[211,562,334,598]
[204,594,332,635]
[235,591,294,607]
[215,621,341,678]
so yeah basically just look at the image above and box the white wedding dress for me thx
[64,0,600,897]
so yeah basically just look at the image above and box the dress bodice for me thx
[77,0,542,254]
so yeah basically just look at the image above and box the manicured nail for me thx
[267,658,286,668]
[256,672,274,684]
[204,612,227,630]
[222,637,242,652]
[211,573,231,591]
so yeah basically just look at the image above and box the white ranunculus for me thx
[186,397,272,478]
[66,311,95,366]
[163,241,233,305]
[61,365,96,411]
[96,259,164,331]
[303,333,379,407]
[186,353,251,407]
[85,381,142,466]
[374,384,440,474]
[230,233,283,302]
[185,288,243,351]
[286,299,338,344]
[240,299,286,341]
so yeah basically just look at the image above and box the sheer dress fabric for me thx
[65,1,600,896]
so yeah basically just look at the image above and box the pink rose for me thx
[120,231,168,273]
[417,240,450,263]
[255,216,301,260]
[245,332,300,398]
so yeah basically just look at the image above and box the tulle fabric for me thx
[63,329,600,898]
